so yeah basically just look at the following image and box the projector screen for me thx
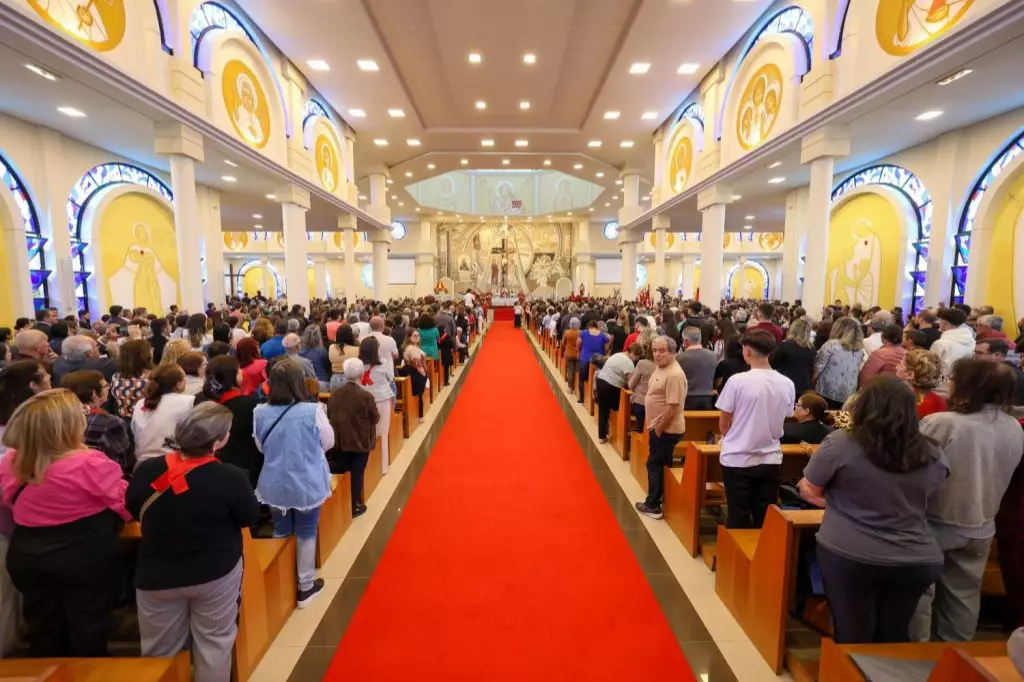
[595,257,623,284]
[388,258,416,284]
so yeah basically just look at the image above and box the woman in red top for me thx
[897,348,947,418]
[236,338,267,396]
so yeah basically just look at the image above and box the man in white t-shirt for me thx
[464,291,475,309]
[715,329,795,529]
[369,315,399,378]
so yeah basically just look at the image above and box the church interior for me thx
[2,0,1024,681]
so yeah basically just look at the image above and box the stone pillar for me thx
[651,131,666,208]
[780,188,806,303]
[339,223,358,302]
[198,187,225,306]
[697,185,733,310]
[415,219,434,296]
[277,184,311,312]
[155,122,205,315]
[370,232,390,301]
[651,214,670,291]
[924,131,968,309]
[697,64,725,182]
[281,61,312,178]
[312,255,328,300]
[260,256,272,299]
[681,255,697,299]
[800,126,850,316]
[30,129,75,315]
[575,256,595,294]
[618,232,642,301]
[344,133,358,205]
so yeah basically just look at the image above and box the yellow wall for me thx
[982,169,1023,320]
[242,266,276,299]
[99,193,179,316]
[730,264,767,299]
[826,193,902,309]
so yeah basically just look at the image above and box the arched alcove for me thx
[303,99,347,195]
[0,154,43,317]
[663,103,705,198]
[725,260,770,300]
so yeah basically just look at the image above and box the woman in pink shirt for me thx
[0,389,130,657]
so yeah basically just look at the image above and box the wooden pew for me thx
[235,529,296,682]
[715,505,824,674]
[363,438,384,502]
[609,389,631,461]
[425,358,438,402]
[665,443,817,560]
[315,474,353,568]
[584,372,595,416]
[388,406,403,464]
[819,639,1015,682]
[395,376,417,438]
[0,654,189,682]
[627,412,725,494]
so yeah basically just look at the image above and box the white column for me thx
[652,131,665,208]
[344,134,357,204]
[198,187,225,306]
[681,255,696,299]
[1,214,33,316]
[923,131,968,308]
[278,184,312,312]
[312,256,328,300]
[155,123,205,315]
[33,130,76,315]
[800,127,849,315]
[260,256,272,298]
[575,256,595,295]
[652,214,669,291]
[415,255,435,297]
[697,64,725,182]
[618,233,641,301]
[370,233,390,301]
[697,185,732,310]
[780,188,805,303]
[340,225,358,302]
[622,173,641,211]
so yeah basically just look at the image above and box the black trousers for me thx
[684,395,715,410]
[817,544,942,643]
[595,378,621,440]
[577,362,590,404]
[514,314,522,328]
[329,450,370,509]
[8,516,121,657]
[440,347,453,386]
[721,463,782,529]
[645,430,683,509]
[631,402,646,433]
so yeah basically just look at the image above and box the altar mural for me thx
[436,222,572,293]
[736,63,783,152]
[407,171,604,216]
[222,59,271,150]
[875,0,976,56]
[99,193,179,315]
[826,193,902,309]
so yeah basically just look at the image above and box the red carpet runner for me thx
[324,323,696,681]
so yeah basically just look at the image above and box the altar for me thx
[491,297,519,307]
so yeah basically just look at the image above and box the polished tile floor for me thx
[248,328,787,682]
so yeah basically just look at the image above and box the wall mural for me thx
[876,0,976,56]
[736,63,783,151]
[827,193,902,308]
[436,222,572,293]
[101,193,179,315]
[757,232,784,251]
[648,232,676,249]
[26,0,127,51]
[315,132,340,193]
[224,232,249,251]
[727,262,770,300]
[668,135,694,194]
[222,59,270,149]
[478,175,533,215]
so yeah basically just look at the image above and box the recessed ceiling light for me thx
[398,202,404,207]
[388,108,405,118]
[641,111,658,120]
[629,62,651,75]
[357,59,379,71]
[515,139,528,147]
[404,171,413,177]
[612,196,619,201]
[543,159,551,166]
[252,213,262,219]
[468,52,482,64]
[768,177,786,184]
[502,159,510,166]
[588,140,602,148]
[938,69,972,86]
[595,172,605,178]
[460,158,469,165]
[548,215,553,219]
[743,225,753,230]
[415,207,420,212]
[567,212,573,216]
[221,175,237,182]
[25,63,58,81]
[605,202,611,207]
[386,178,394,184]
[406,138,420,146]
[391,195,398,200]
[573,163,583,170]
[604,111,621,120]
[373,138,388,146]
[768,161,782,169]
[307,59,330,71]
[348,108,366,118]
[475,100,487,110]
[481,139,494,147]
[427,163,436,170]
[745,215,755,220]
[916,110,944,121]
[358,194,367,200]
[479,216,485,221]
[615,179,623,185]
[676,62,700,75]
[57,106,86,118]
[620,141,634,148]
[265,194,276,200]
[519,100,531,110]
[523,53,536,64]
[224,159,238,167]
[589,207,594,212]
[732,194,743,200]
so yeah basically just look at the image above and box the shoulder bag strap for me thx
[10,483,28,507]
[257,402,297,447]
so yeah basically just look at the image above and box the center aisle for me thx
[324,323,696,681]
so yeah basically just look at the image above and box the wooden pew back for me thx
[819,639,1012,682]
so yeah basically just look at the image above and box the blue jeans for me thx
[271,507,321,591]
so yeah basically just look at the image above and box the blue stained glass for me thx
[303,100,330,127]
[77,297,87,311]
[26,236,45,260]
[952,266,968,289]
[913,296,925,313]
[748,7,815,62]
[29,270,50,290]
[1,154,48,307]
[956,234,971,264]
[74,272,90,288]
[913,242,929,260]
[70,241,86,258]
[911,271,927,288]
[677,102,704,127]
[190,2,255,64]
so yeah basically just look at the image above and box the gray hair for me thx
[786,318,813,349]
[286,318,301,333]
[175,402,232,457]
[342,357,364,381]
[652,335,677,353]
[978,314,1003,330]
[681,326,702,346]
[370,316,385,331]
[347,314,359,324]
[301,324,323,349]
[569,317,581,329]
[733,309,748,322]
[283,333,302,352]
[61,335,93,361]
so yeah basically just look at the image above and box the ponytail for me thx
[799,391,834,426]
[143,365,184,410]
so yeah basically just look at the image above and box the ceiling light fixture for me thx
[605,202,611,207]
[468,52,482,64]
[252,213,262,219]
[481,139,494,147]
[307,59,330,71]
[641,111,658,120]
[515,139,528,147]
[406,138,420,146]
[743,225,753,230]
[348,108,366,118]
[519,100,531,110]
[388,108,405,118]
[265,194,276,200]
[767,161,782,170]
[221,175,237,182]
[767,177,786,184]
[358,194,367,200]
[427,163,436,170]
[57,106,86,118]
[620,140,634,148]
[398,202,404,207]
[676,62,700,75]
[567,212,573,216]
[732,194,743,200]
[253,224,262,229]
[573,163,583,169]
[356,59,379,71]
[615,179,623,185]
[745,215,755,220]
[224,160,238,168]
[543,159,551,166]
[25,64,58,81]
[523,53,536,65]
[629,62,651,75]
[916,110,944,121]
[404,171,413,177]
[386,178,394,184]
[595,172,605,178]
[588,140,602,148]
[502,159,510,166]
[373,139,388,146]
[604,111,621,120]
[415,207,420,212]
[938,68,972,86]
[475,100,487,110]
[391,195,398,200]
[460,158,469,165]
[612,195,618,200]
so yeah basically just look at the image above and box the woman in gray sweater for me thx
[912,359,1024,642]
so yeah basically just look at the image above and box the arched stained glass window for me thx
[68,163,172,313]
[390,222,407,241]
[302,100,330,127]
[604,221,620,241]
[0,156,48,311]
[236,259,282,296]
[675,102,704,127]
[745,6,815,64]
[724,260,771,300]
[190,2,256,65]
[954,132,1024,305]
[832,164,932,314]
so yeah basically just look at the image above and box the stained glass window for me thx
[724,260,770,300]
[676,102,705,127]
[190,2,256,65]
[832,164,932,314]
[604,221,620,241]
[361,263,374,289]
[0,155,48,311]
[390,222,407,241]
[302,100,330,128]
[954,134,1024,305]
[68,163,173,313]
[236,259,281,296]
[746,6,815,63]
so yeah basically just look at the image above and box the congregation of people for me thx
[529,296,1024,647]
[0,292,483,679]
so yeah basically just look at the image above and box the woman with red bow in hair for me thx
[350,337,395,476]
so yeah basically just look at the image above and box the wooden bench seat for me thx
[236,530,296,681]
[395,376,417,438]
[0,654,189,682]
[388,408,403,465]
[818,639,1016,682]
[316,474,353,568]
